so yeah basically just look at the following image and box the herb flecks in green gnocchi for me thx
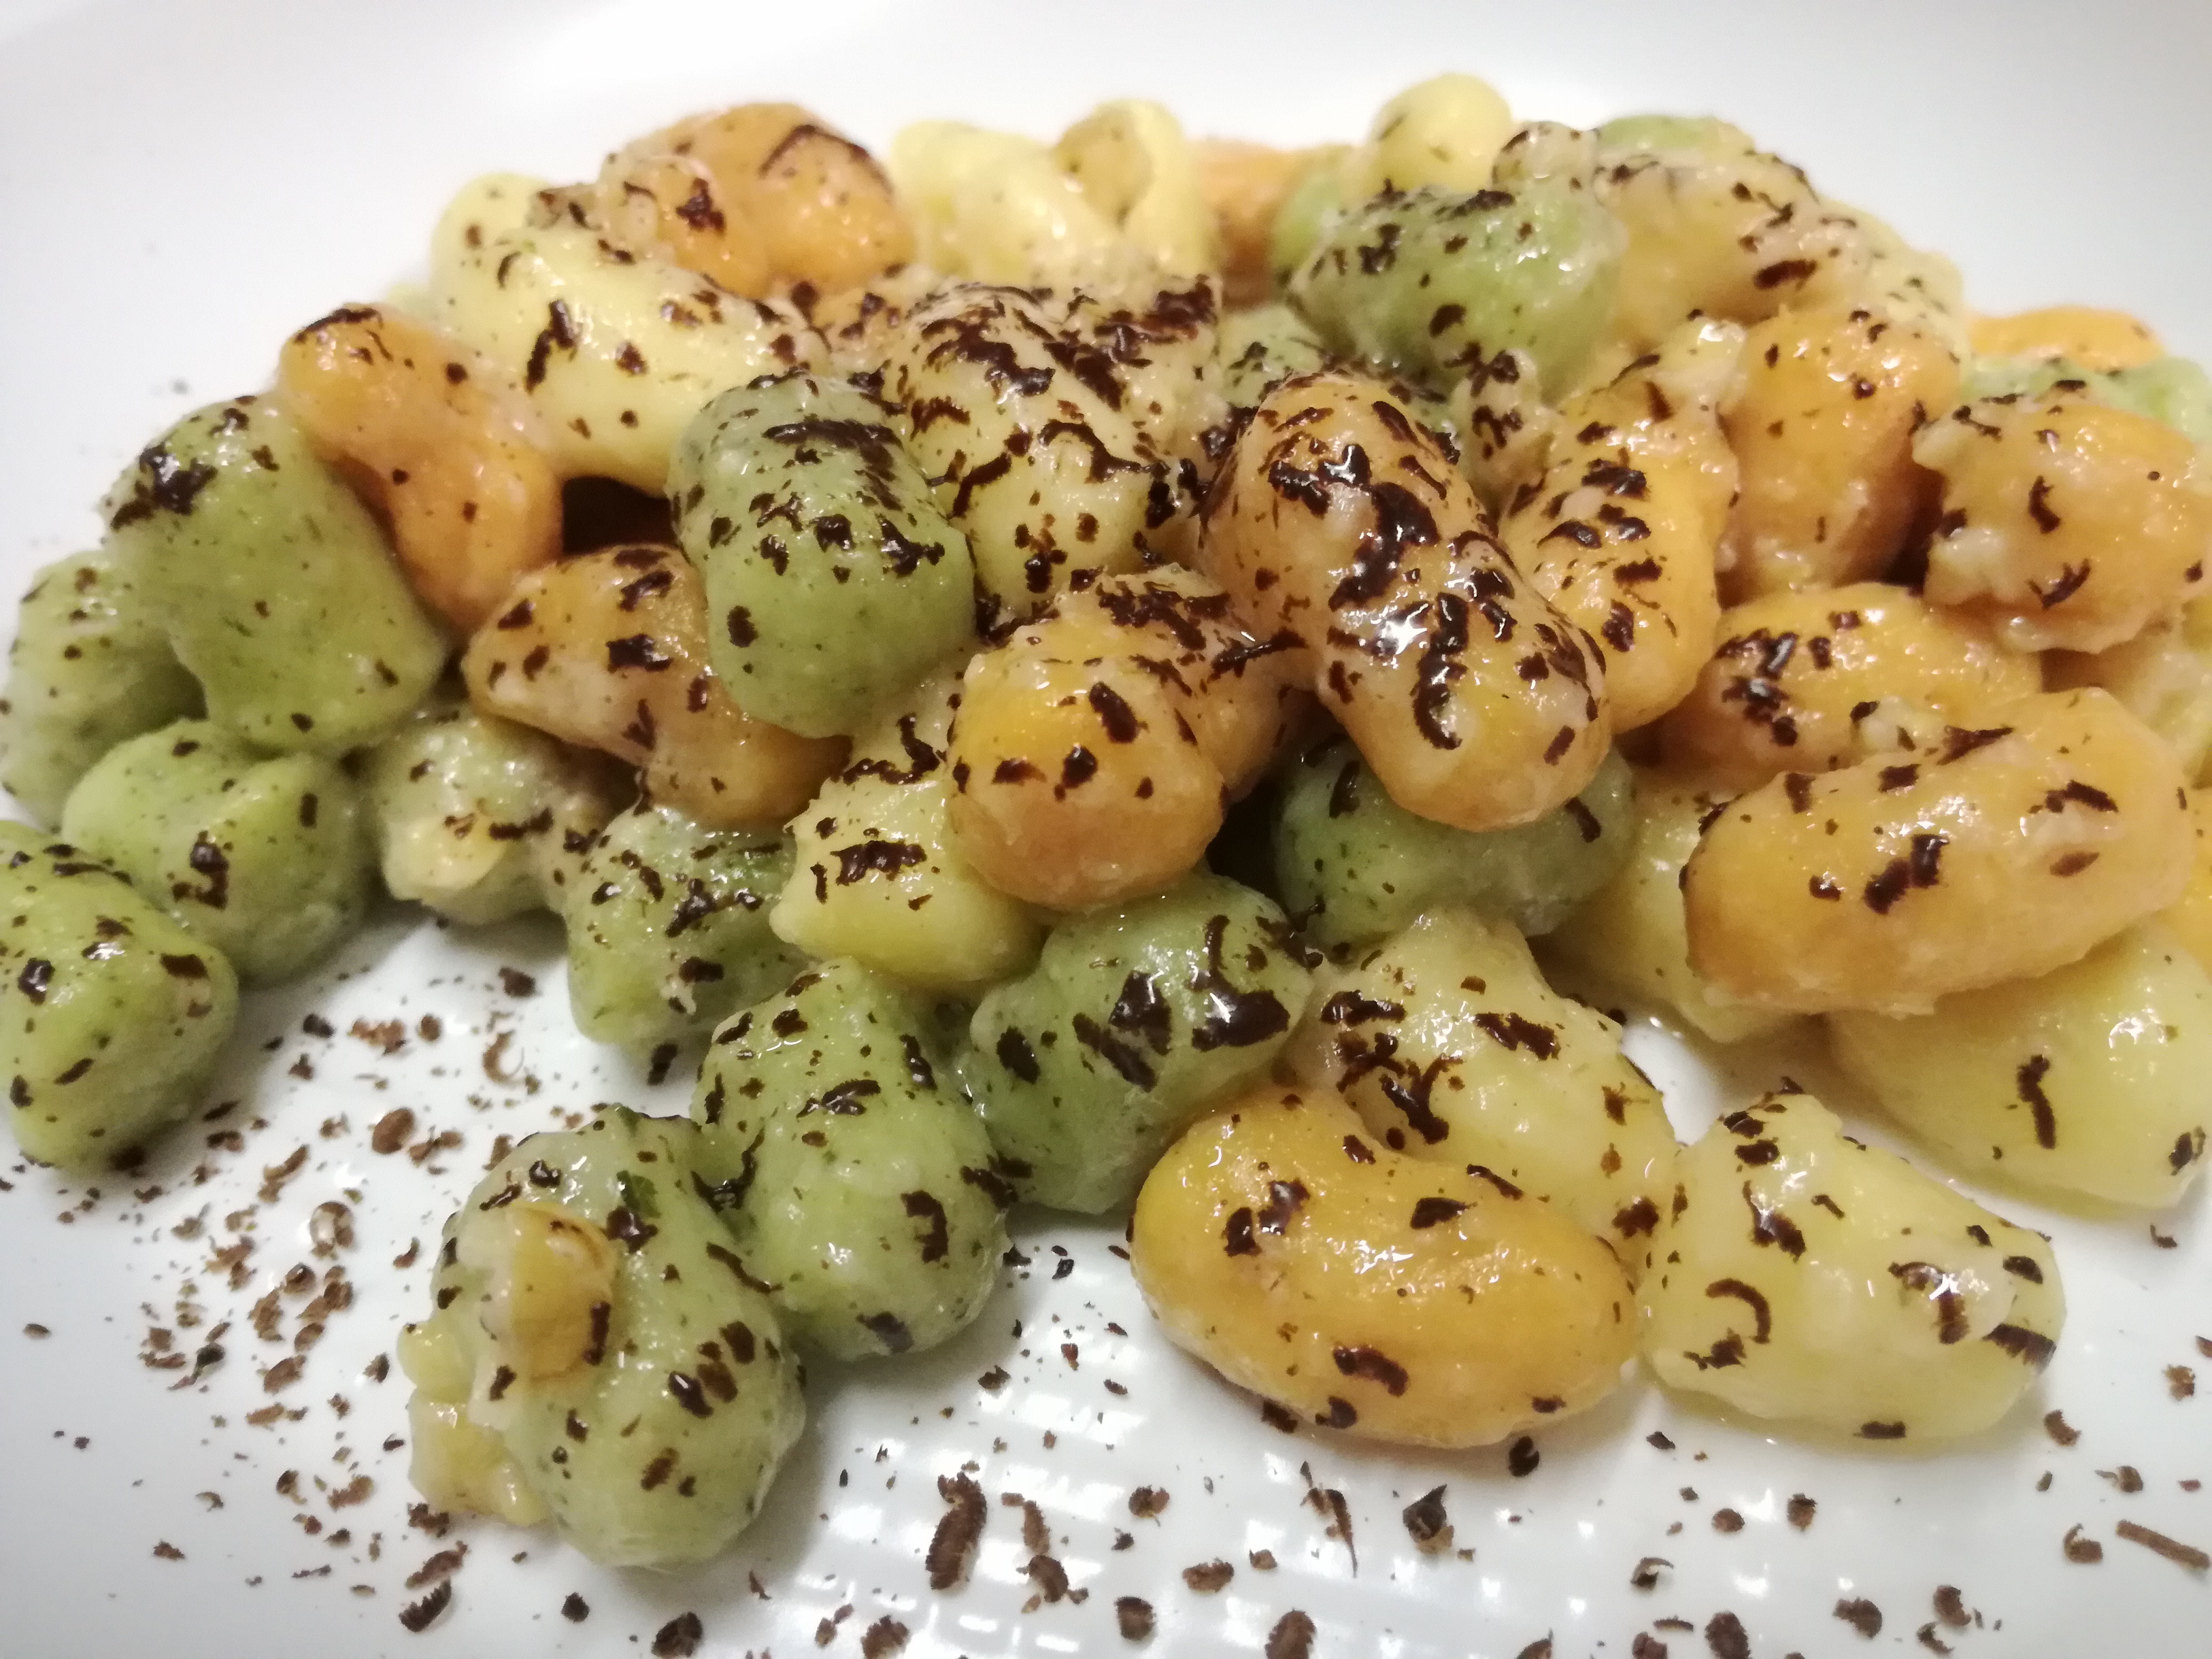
[61,720,373,986]
[564,803,801,1053]
[100,397,447,757]
[364,695,621,925]
[1290,181,1623,398]
[1275,738,1635,948]
[0,549,200,827]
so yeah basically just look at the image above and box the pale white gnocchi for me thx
[1828,922,2211,1208]
[1641,1091,2064,1442]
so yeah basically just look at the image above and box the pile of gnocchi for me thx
[2,71,2207,1571]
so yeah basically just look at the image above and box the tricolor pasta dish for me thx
[2,72,2206,1573]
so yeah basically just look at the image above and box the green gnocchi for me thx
[0,822,238,1170]
[61,720,373,986]
[399,1109,805,1566]
[692,960,1006,1358]
[962,873,1312,1212]
[670,371,976,738]
[0,549,199,827]
[565,804,801,1053]
[99,397,447,756]
[1274,738,1636,948]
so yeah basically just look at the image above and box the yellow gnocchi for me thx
[1132,1085,1636,1447]
[1502,318,1742,729]
[1203,368,1612,831]
[1660,582,2040,789]
[1914,389,2211,653]
[429,174,815,491]
[1684,689,2194,1014]
[1541,768,1796,1044]
[770,673,1044,993]
[1718,306,1960,600]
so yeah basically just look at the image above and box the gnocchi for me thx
[277,303,563,634]
[1660,582,2041,789]
[945,566,1305,911]
[1828,922,2211,1208]
[429,174,816,492]
[0,822,238,1171]
[362,694,622,926]
[463,543,843,831]
[1287,907,1678,1266]
[692,959,1006,1358]
[1202,369,1612,831]
[670,370,976,738]
[769,672,1043,993]
[1914,389,2212,654]
[1683,689,2194,1015]
[962,873,1311,1212]
[1640,1090,2063,1442]
[61,720,373,986]
[563,803,801,1053]
[1133,1085,1636,1446]
[100,397,448,756]
[1273,737,1636,948]
[0,549,199,827]
[399,1109,805,1566]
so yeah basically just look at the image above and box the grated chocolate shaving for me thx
[926,1472,986,1590]
[1183,1560,1234,1593]
[2115,1520,2210,1571]
[651,1612,704,1657]
[1264,1611,1316,1659]
[1834,1597,1882,1637]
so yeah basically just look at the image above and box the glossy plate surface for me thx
[1,2,2208,1653]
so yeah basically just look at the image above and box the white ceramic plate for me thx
[2,2,2209,1654]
